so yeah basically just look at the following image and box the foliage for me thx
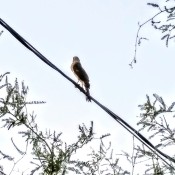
[0,73,129,174]
[1,75,174,175]
[135,94,175,174]
[130,1,175,68]
[128,1,175,171]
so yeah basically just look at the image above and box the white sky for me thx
[0,0,175,174]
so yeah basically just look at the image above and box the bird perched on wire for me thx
[71,56,91,102]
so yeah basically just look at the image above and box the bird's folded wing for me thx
[72,62,89,82]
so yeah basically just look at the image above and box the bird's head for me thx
[73,56,80,62]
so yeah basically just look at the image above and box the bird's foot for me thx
[75,83,81,88]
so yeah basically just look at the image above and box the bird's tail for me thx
[85,88,91,102]
[84,82,91,102]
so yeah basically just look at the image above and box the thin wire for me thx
[91,97,175,168]
[0,18,175,169]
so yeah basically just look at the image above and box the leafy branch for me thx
[130,2,175,68]
[0,72,130,174]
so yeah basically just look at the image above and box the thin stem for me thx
[130,7,167,68]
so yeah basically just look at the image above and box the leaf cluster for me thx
[0,73,129,175]
[130,1,175,68]
[135,94,175,174]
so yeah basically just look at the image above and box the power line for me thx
[0,18,174,169]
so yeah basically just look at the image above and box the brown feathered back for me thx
[71,56,91,102]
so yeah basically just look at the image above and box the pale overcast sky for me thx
[0,0,175,174]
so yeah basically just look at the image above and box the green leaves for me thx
[147,3,159,8]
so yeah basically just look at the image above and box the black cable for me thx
[0,18,174,169]
[0,19,84,92]
[91,97,175,168]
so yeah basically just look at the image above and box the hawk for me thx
[71,56,91,102]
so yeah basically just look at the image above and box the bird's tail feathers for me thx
[84,81,91,102]
[85,87,91,102]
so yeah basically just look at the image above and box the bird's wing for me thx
[72,62,89,83]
